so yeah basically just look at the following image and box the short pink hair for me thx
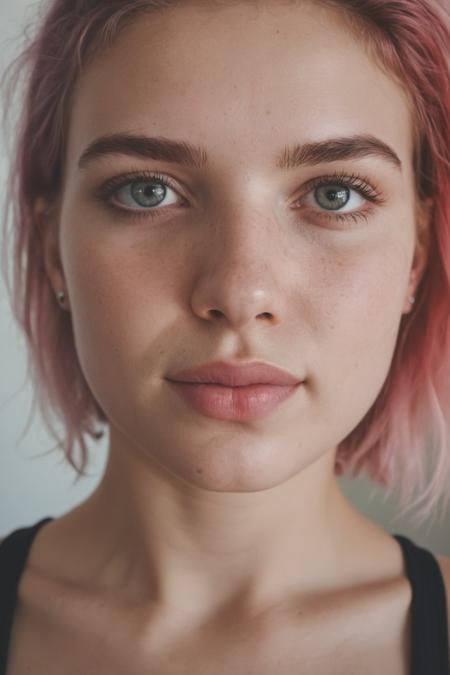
[1,0,449,528]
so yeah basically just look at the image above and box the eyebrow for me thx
[78,132,402,172]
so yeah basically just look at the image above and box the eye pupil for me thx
[316,185,349,211]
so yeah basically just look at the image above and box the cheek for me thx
[61,228,173,410]
[312,240,411,433]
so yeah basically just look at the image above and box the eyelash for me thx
[94,169,386,227]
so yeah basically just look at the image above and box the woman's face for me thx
[45,1,429,491]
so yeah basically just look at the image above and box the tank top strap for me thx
[0,518,54,675]
[393,534,449,675]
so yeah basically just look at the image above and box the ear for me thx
[402,196,434,315]
[34,195,69,310]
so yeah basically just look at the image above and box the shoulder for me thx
[436,554,450,661]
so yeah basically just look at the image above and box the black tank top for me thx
[0,518,449,674]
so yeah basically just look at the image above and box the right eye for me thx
[96,170,188,219]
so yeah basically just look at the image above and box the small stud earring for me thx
[57,291,65,305]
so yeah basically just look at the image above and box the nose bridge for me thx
[210,163,283,233]
[207,193,283,270]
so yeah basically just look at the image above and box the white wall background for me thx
[0,0,449,553]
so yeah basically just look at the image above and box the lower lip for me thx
[166,381,302,421]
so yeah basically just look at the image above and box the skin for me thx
[34,0,435,656]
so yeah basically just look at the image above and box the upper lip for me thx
[166,360,303,386]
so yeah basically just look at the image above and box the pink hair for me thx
[1,0,449,528]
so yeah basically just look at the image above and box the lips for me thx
[167,381,302,421]
[167,359,303,387]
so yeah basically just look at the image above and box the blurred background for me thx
[0,0,448,553]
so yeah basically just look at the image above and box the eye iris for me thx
[131,182,165,207]
[316,185,349,211]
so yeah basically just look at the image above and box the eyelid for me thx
[297,170,383,203]
[95,170,187,203]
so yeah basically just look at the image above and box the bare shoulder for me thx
[435,554,450,661]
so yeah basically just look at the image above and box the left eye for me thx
[304,182,365,212]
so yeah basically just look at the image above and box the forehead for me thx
[66,2,414,176]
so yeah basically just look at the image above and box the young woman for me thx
[0,0,449,673]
